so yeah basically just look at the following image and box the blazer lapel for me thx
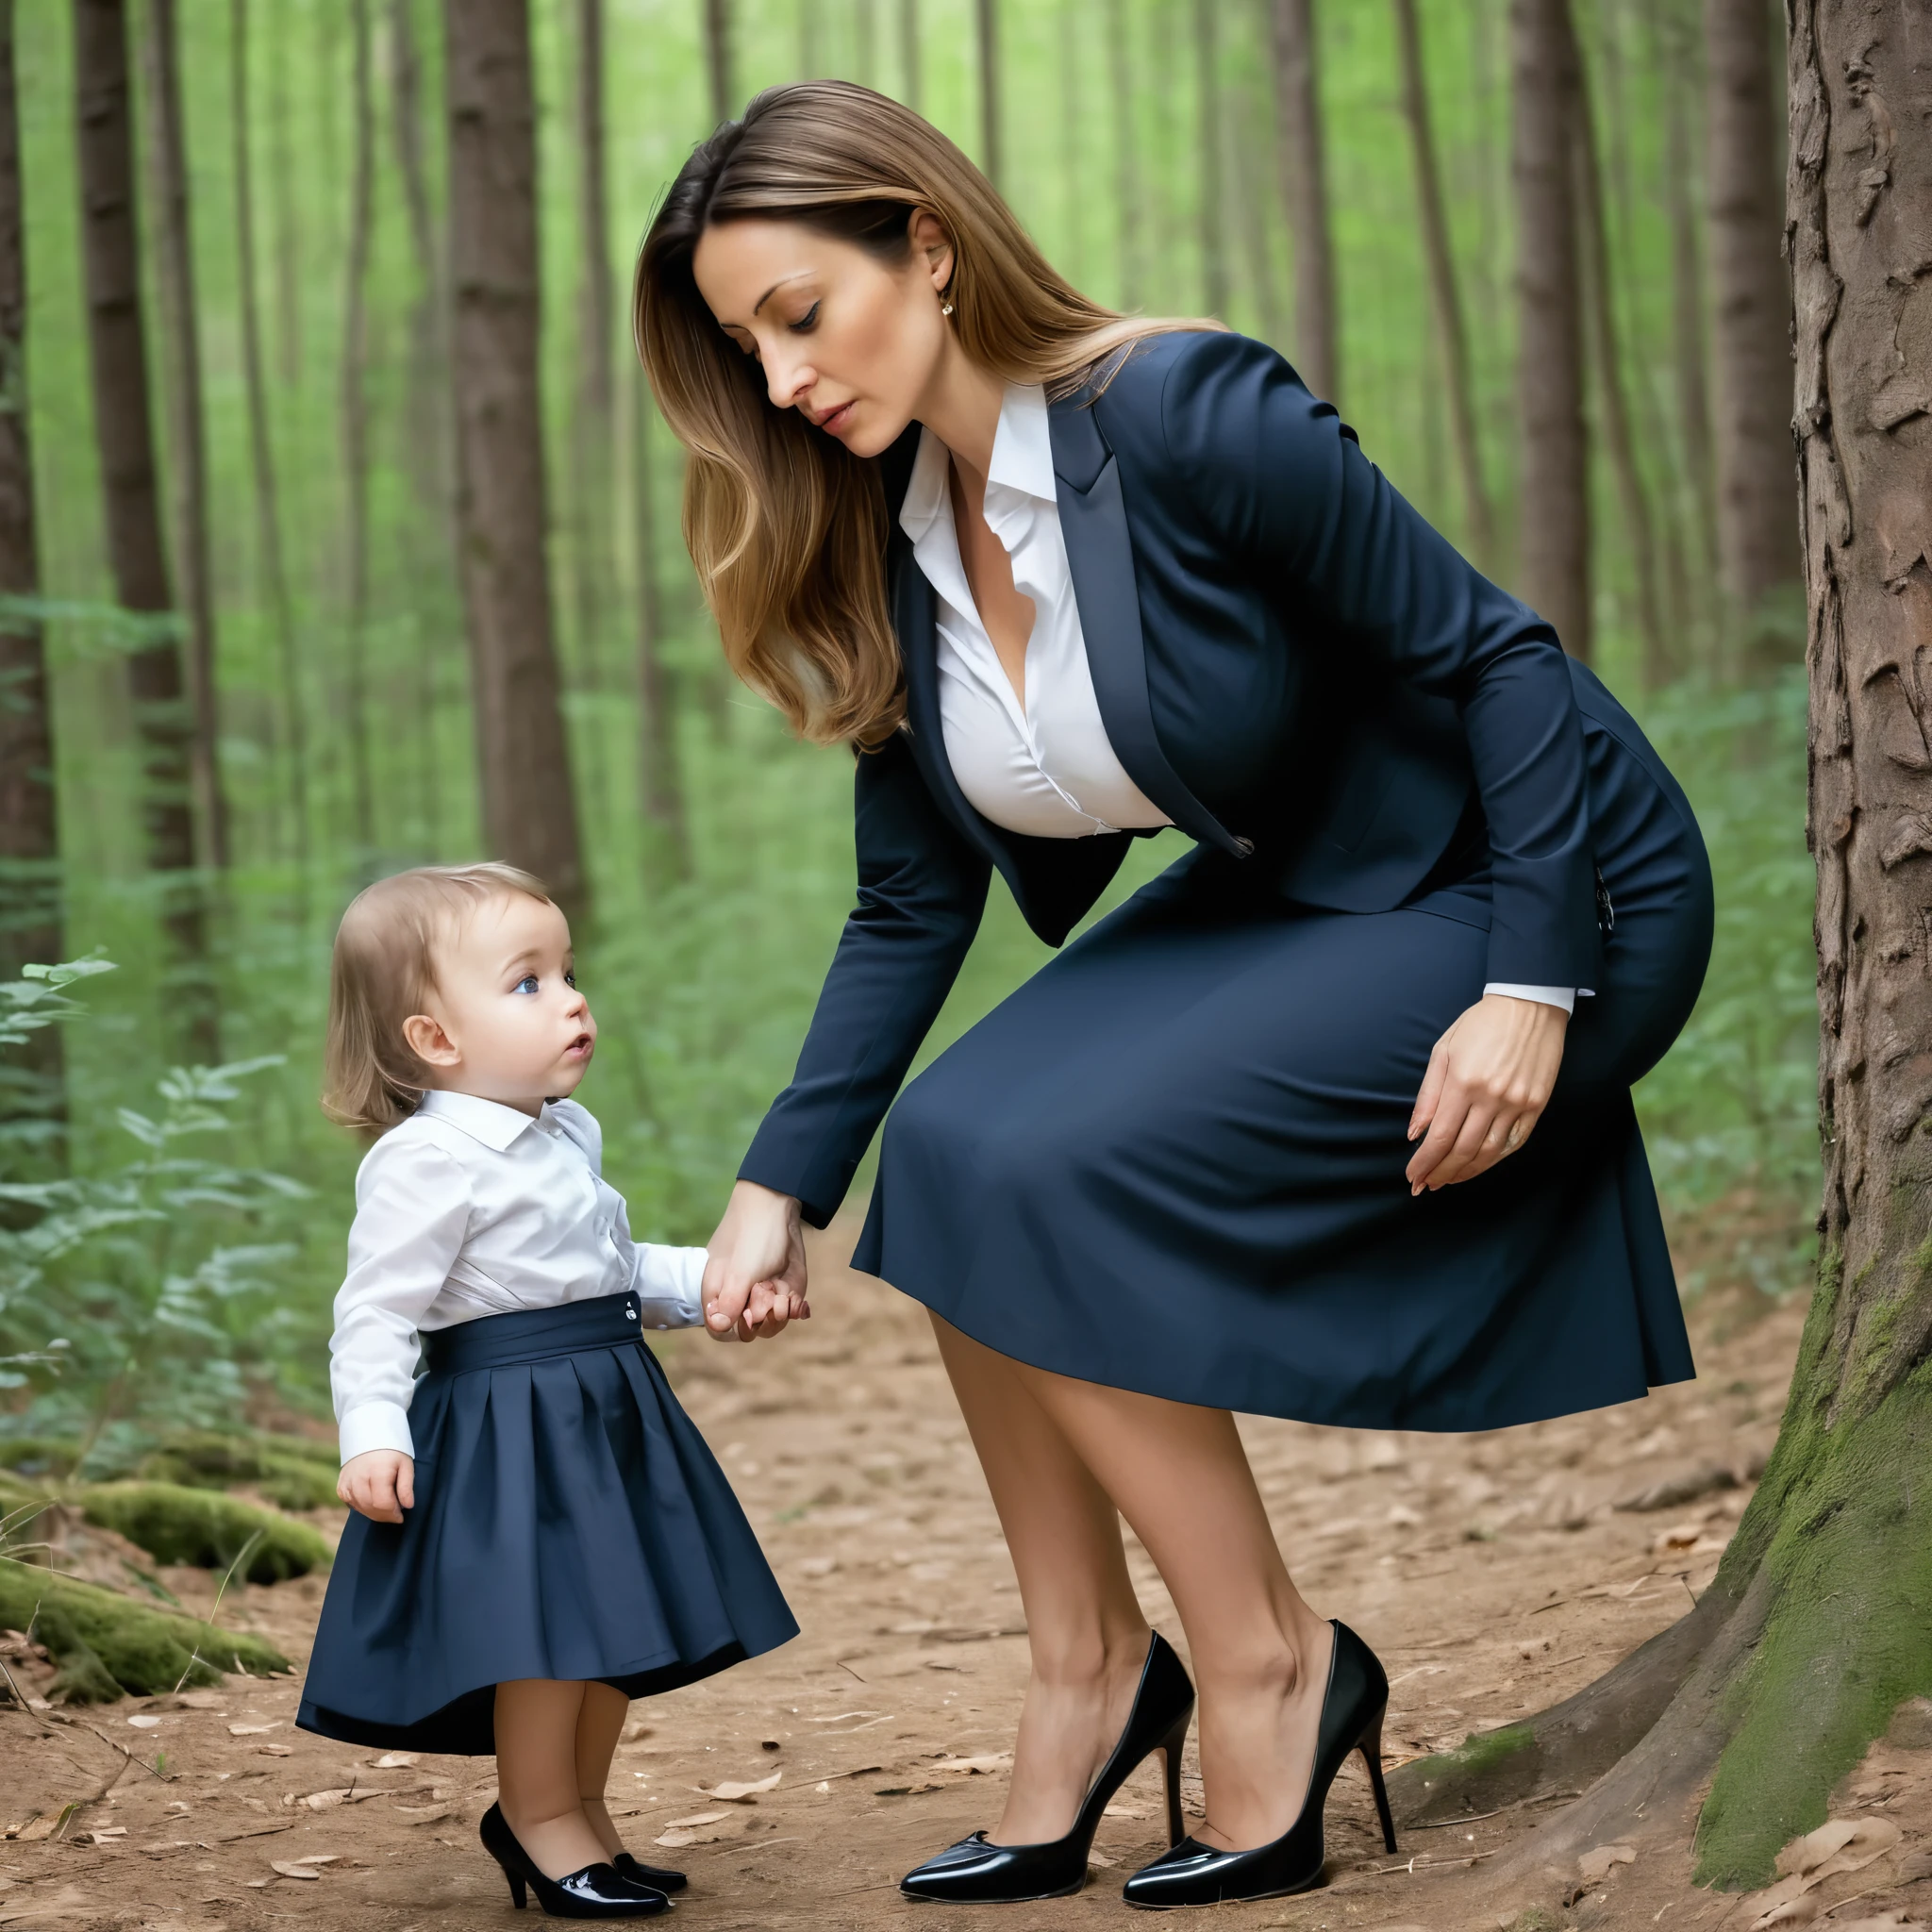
[1048,397,1248,860]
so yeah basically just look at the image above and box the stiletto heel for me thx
[1123,1620,1394,1909]
[478,1803,671,1918]
[900,1629,1196,1904]
[1158,1709,1189,1850]
[1359,1706,1397,1855]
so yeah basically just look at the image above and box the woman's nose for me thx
[766,351,814,412]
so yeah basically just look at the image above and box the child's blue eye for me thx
[565,971,576,989]
[514,974,540,994]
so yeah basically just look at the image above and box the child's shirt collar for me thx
[415,1088,555,1153]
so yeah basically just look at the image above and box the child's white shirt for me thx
[329,1091,706,1463]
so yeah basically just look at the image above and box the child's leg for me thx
[575,1682,631,1857]
[495,1679,612,1877]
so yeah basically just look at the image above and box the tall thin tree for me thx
[1391,0,1496,570]
[74,0,215,1058]
[139,0,225,871]
[1269,0,1338,401]
[1106,0,1141,309]
[573,0,615,724]
[0,0,62,1135]
[229,0,308,874]
[631,384,691,883]
[854,0,876,86]
[1192,0,1226,317]
[975,0,1001,191]
[898,0,920,108]
[444,0,586,914]
[1566,8,1668,683]
[704,0,734,125]
[1509,0,1591,659]
[1704,0,1797,666]
[267,3,301,387]
[341,0,375,853]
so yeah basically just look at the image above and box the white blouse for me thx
[901,382,1576,1016]
[329,1091,706,1463]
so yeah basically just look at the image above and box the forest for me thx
[7,0,1898,1913]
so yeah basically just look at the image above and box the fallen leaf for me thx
[1087,1850,1116,1870]
[294,1790,351,1812]
[697,1772,780,1804]
[83,1828,128,1843]
[255,1746,292,1758]
[226,1724,281,1738]
[286,1856,339,1869]
[174,1690,227,1709]
[267,1863,320,1881]
[125,1716,162,1731]
[1577,1842,1636,1883]
[814,1782,829,1794]
[929,1754,1012,1776]
[1827,1917,1923,1931]
[371,1753,417,1770]
[1745,1816,1905,1928]
[660,1810,731,1831]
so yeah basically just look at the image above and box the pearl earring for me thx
[941,299,955,317]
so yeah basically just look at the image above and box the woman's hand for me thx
[702,1179,810,1341]
[1406,993,1569,1194]
[339,1449,414,1523]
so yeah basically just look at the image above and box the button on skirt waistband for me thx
[422,1291,644,1374]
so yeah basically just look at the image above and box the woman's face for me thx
[691,212,954,459]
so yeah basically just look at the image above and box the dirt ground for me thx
[4,1216,1930,1932]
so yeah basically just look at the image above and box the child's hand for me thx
[703,1180,808,1342]
[339,1450,415,1523]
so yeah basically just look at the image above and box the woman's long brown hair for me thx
[634,80,1217,749]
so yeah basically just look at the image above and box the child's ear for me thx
[402,1012,459,1068]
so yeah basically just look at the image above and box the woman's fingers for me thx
[1407,1084,1496,1192]
[1408,1034,1453,1141]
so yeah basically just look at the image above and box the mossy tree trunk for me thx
[1391,0,1932,1892]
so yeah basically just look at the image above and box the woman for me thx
[636,83,1710,1910]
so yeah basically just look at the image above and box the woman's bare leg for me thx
[1001,1359,1334,1854]
[575,1681,631,1859]
[929,1314,1153,1845]
[495,1679,612,1877]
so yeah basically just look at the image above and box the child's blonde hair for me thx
[322,862,553,1138]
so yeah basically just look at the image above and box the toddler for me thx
[296,863,799,1919]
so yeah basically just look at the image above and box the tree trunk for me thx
[631,379,691,884]
[1567,8,1669,684]
[138,0,225,872]
[73,0,216,1062]
[266,5,300,390]
[0,0,63,1140]
[1268,0,1338,403]
[1510,0,1591,660]
[1392,0,1932,1896]
[228,0,308,876]
[1391,0,1496,572]
[1706,0,1797,669]
[703,0,733,126]
[1193,0,1225,317]
[898,0,919,110]
[341,0,375,854]
[1106,0,1141,310]
[444,0,586,916]
[975,0,1001,192]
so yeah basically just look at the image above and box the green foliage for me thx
[0,1562,289,1702]
[76,1482,329,1583]
[135,1430,341,1512]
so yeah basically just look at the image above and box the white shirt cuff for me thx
[634,1245,708,1331]
[339,1400,415,1463]
[1483,983,1576,1016]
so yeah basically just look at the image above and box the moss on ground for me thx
[135,1432,341,1512]
[0,1562,289,1700]
[78,1483,330,1583]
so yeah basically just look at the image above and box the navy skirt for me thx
[297,1291,796,1755]
[855,672,1714,1432]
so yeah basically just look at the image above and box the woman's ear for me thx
[402,1012,459,1069]
[908,208,954,298]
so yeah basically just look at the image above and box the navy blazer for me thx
[741,330,1605,1227]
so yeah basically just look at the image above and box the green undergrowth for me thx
[0,1561,290,1701]
[0,1429,341,1511]
[75,1482,330,1583]
[1693,1318,1932,1885]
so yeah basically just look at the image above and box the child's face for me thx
[403,893,596,1114]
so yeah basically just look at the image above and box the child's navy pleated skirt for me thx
[296,1291,797,1755]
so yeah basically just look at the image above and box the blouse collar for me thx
[898,382,1055,544]
[415,1087,550,1152]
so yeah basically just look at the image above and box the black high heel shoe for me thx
[612,1854,687,1895]
[899,1629,1195,1905]
[1120,1620,1397,1909]
[478,1804,672,1918]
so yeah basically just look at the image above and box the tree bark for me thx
[631,380,691,884]
[1566,8,1669,684]
[571,0,613,765]
[1268,0,1338,404]
[341,0,375,853]
[1193,0,1225,317]
[73,0,215,1061]
[975,0,1001,192]
[266,5,300,390]
[898,0,919,110]
[1391,0,1496,572]
[1393,0,1932,1895]
[1705,0,1798,666]
[444,0,586,916]
[0,0,64,1140]
[138,0,225,872]
[703,0,733,126]
[1510,0,1591,660]
[228,0,308,875]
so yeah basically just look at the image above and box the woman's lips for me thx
[816,400,856,437]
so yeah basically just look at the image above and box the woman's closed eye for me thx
[787,301,821,334]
